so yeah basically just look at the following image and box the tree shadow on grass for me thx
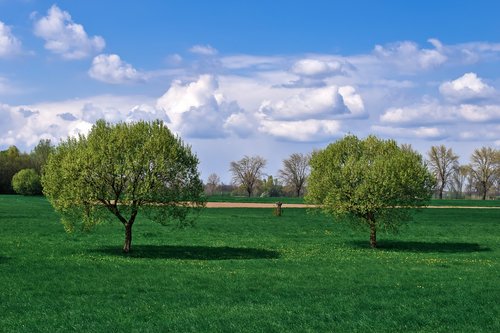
[0,256,10,264]
[350,240,491,253]
[91,245,280,260]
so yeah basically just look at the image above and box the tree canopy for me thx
[278,153,310,197]
[427,145,459,199]
[42,120,205,252]
[12,168,42,196]
[230,155,266,197]
[306,135,434,248]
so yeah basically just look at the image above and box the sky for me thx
[1,0,500,182]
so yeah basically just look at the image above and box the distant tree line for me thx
[0,139,54,195]
[204,145,500,200]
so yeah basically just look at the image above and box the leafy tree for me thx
[42,120,205,253]
[0,146,33,194]
[12,169,42,195]
[427,145,459,199]
[261,175,283,197]
[229,155,266,197]
[278,153,310,197]
[469,147,499,200]
[306,135,434,248]
[205,173,220,195]
[31,139,54,174]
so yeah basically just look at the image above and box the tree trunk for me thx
[123,223,133,253]
[369,220,377,249]
[438,185,444,199]
[482,191,487,200]
[296,187,301,197]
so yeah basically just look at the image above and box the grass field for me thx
[0,195,499,332]
[206,195,500,207]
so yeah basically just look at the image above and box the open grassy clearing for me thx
[0,195,499,332]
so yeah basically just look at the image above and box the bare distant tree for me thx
[230,155,266,197]
[427,145,459,199]
[449,165,470,198]
[279,153,310,197]
[205,173,221,196]
[469,147,499,200]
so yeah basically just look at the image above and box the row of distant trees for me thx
[0,140,499,200]
[206,145,500,200]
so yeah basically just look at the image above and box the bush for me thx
[12,169,42,195]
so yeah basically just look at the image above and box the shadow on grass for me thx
[0,256,10,264]
[91,245,280,260]
[350,240,491,253]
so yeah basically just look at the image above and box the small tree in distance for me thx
[469,146,499,200]
[279,153,310,197]
[230,155,266,197]
[42,120,205,253]
[427,145,459,199]
[307,135,434,248]
[205,173,221,195]
[12,169,42,195]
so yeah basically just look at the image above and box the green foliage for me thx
[11,169,42,195]
[41,120,205,251]
[30,139,54,174]
[307,135,435,246]
[0,146,34,194]
[0,195,498,332]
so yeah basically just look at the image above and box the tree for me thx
[0,146,33,194]
[449,165,470,199]
[31,139,54,174]
[205,173,220,195]
[278,153,310,197]
[427,145,459,199]
[12,169,42,195]
[306,135,434,248]
[469,147,499,200]
[42,120,205,253]
[229,155,266,197]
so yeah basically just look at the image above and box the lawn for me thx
[0,195,499,332]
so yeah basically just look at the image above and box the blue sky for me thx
[1,1,500,182]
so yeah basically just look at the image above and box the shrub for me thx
[12,169,42,195]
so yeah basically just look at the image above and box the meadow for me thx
[0,195,499,332]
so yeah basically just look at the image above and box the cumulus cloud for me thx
[381,102,457,126]
[189,44,218,56]
[0,21,22,58]
[89,54,144,84]
[458,104,500,122]
[33,5,105,59]
[373,125,447,140]
[259,119,342,142]
[374,39,447,72]
[291,59,346,77]
[439,72,495,102]
[156,75,249,138]
[259,85,364,121]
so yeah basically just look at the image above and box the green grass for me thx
[1,195,499,332]
[206,195,305,204]
[206,195,500,207]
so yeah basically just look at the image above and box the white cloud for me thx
[0,21,22,58]
[156,75,249,138]
[439,72,495,102]
[89,54,144,84]
[373,125,447,140]
[373,39,447,72]
[381,102,457,126]
[259,119,342,142]
[259,85,364,120]
[291,59,345,77]
[189,44,218,56]
[458,104,500,122]
[33,5,105,59]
